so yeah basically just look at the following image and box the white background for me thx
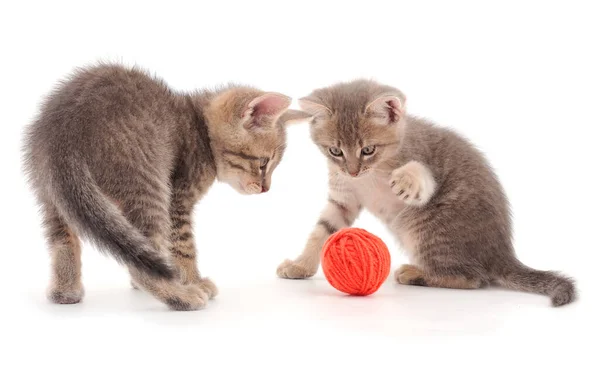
[1,1,598,377]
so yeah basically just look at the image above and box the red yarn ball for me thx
[321,228,391,296]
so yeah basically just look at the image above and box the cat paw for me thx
[394,264,427,286]
[277,259,316,279]
[165,284,209,311]
[389,161,436,206]
[47,285,85,304]
[196,277,218,299]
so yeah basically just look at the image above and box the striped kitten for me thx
[23,63,302,311]
[277,80,576,306]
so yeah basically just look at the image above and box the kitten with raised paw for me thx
[23,63,304,311]
[278,80,576,307]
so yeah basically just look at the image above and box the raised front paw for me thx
[277,259,316,279]
[389,161,436,206]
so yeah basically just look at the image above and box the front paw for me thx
[277,259,316,279]
[196,277,218,299]
[389,161,436,206]
[166,284,209,311]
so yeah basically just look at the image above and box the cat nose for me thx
[261,185,269,193]
[349,171,359,177]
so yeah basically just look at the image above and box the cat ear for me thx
[365,94,406,125]
[243,93,292,130]
[276,109,313,127]
[298,97,332,119]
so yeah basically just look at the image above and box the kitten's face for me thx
[216,128,286,195]
[300,80,406,178]
[206,88,307,194]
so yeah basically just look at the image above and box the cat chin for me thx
[226,181,262,195]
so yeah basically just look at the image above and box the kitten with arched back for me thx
[23,63,304,311]
[278,80,576,306]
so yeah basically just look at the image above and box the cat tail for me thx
[496,259,576,307]
[46,156,176,280]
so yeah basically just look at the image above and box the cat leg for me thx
[43,202,84,304]
[389,161,436,206]
[395,264,483,289]
[122,185,208,311]
[277,191,361,279]
[168,192,217,299]
[393,207,486,290]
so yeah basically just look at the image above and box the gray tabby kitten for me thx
[278,80,576,306]
[23,63,303,311]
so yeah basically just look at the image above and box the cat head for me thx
[205,87,309,194]
[299,80,406,178]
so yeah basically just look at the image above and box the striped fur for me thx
[278,79,576,307]
[277,172,362,279]
[23,63,300,310]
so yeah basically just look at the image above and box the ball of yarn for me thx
[321,228,391,296]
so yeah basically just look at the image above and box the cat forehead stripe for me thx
[222,149,261,161]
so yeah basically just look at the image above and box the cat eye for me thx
[328,147,343,157]
[259,157,269,169]
[361,146,376,156]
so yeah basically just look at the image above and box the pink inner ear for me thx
[248,94,291,118]
[385,99,401,123]
[367,95,404,124]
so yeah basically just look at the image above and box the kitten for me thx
[277,79,576,306]
[23,63,303,311]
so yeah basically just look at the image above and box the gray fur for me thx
[23,63,295,310]
[282,79,576,307]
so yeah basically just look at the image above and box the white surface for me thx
[1,1,598,377]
